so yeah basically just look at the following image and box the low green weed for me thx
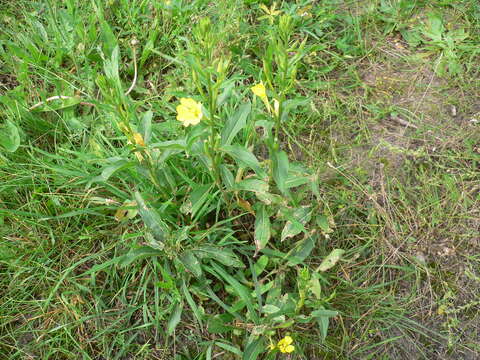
[78,11,343,356]
[2,0,478,359]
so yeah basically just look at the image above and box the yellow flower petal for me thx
[180,97,197,107]
[176,97,203,127]
[278,336,293,346]
[251,83,267,100]
[277,336,295,353]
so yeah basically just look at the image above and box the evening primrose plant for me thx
[84,14,340,359]
[3,1,480,358]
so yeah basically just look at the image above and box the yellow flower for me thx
[176,98,203,127]
[251,83,267,100]
[251,83,272,113]
[277,336,295,353]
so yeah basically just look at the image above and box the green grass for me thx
[1,0,479,359]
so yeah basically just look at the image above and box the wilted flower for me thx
[273,99,280,117]
[176,98,203,127]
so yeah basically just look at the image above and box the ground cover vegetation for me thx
[0,0,479,359]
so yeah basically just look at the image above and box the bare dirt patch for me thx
[0,73,19,94]
[349,39,480,359]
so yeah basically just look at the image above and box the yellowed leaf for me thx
[133,132,146,146]
[238,198,255,215]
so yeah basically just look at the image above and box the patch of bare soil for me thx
[355,39,480,359]
[366,37,478,124]
[0,73,19,94]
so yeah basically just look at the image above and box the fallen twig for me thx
[29,95,95,111]
[390,114,418,129]
[124,42,138,96]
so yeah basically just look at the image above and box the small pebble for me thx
[414,252,426,265]
[450,105,457,117]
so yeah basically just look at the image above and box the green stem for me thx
[205,77,230,208]
[273,96,284,148]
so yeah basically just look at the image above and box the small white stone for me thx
[450,105,457,117]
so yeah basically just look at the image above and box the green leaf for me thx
[102,46,122,92]
[0,121,20,152]
[254,204,271,253]
[264,306,283,318]
[255,192,284,206]
[285,175,311,189]
[312,307,338,341]
[204,285,245,321]
[220,165,235,189]
[30,96,82,112]
[281,206,311,241]
[243,338,264,360]
[316,214,333,234]
[166,303,183,336]
[151,139,186,150]
[140,20,159,67]
[221,145,266,177]
[187,183,214,218]
[253,255,269,276]
[425,13,443,42]
[280,97,310,123]
[81,250,151,276]
[316,249,345,272]
[100,20,118,59]
[182,281,204,326]
[215,342,242,356]
[134,191,167,244]
[233,179,269,194]
[221,102,251,146]
[309,275,322,299]
[208,263,259,324]
[88,160,132,188]
[195,246,245,268]
[207,314,234,334]
[287,233,317,266]
[217,80,236,106]
[178,250,203,278]
[140,110,153,143]
[311,309,339,318]
[272,150,289,195]
[206,345,213,360]
[117,246,163,267]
